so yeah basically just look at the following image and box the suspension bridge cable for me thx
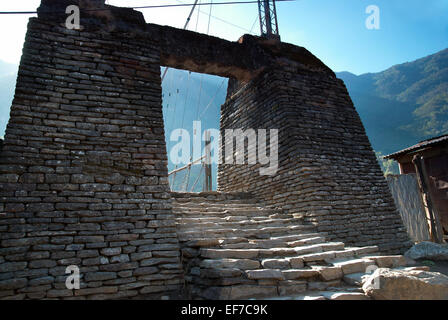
[198,78,226,120]
[161,0,200,82]
[183,1,255,34]
[249,13,259,33]
[0,0,295,14]
[194,0,201,31]
[206,0,213,34]
[191,164,204,192]
[189,0,202,176]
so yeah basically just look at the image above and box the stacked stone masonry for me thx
[218,67,412,254]
[0,0,411,299]
[0,17,183,299]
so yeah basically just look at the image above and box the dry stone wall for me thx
[0,0,413,300]
[0,17,183,299]
[218,66,412,254]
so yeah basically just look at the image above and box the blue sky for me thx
[276,0,448,74]
[0,1,447,74]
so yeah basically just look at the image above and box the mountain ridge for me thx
[337,47,448,165]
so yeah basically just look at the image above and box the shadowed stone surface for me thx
[404,242,448,261]
[0,0,412,300]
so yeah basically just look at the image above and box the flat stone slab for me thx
[200,249,259,259]
[282,269,319,280]
[404,242,448,261]
[186,239,222,247]
[262,259,290,270]
[286,257,304,269]
[365,255,413,268]
[200,259,260,270]
[246,269,285,280]
[333,258,376,275]
[348,246,380,256]
[312,266,343,281]
[301,251,336,262]
[363,268,448,300]
[258,248,297,258]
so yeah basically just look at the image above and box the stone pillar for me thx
[218,64,412,254]
[0,2,183,299]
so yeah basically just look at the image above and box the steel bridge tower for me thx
[258,0,280,40]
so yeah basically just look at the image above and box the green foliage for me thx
[375,151,399,176]
[421,260,436,266]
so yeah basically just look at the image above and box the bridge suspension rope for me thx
[164,0,263,192]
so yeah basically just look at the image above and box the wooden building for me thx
[385,134,448,240]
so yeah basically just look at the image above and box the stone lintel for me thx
[37,0,334,81]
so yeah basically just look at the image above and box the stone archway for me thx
[0,0,410,299]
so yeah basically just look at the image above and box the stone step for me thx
[297,291,369,300]
[180,233,324,249]
[177,225,316,241]
[176,216,252,223]
[173,201,262,206]
[261,287,369,300]
[220,235,326,249]
[172,194,258,203]
[294,242,345,257]
[195,278,371,300]
[172,202,266,208]
[341,246,379,256]
[200,248,260,259]
[173,197,259,202]
[200,258,261,270]
[173,212,280,219]
[172,193,397,300]
[270,233,329,241]
[173,201,269,207]
[173,207,267,213]
[176,218,306,231]
[176,216,302,225]
[362,255,412,268]
[176,214,297,224]
[282,269,320,280]
[173,208,280,215]
[331,258,377,275]
[246,269,285,280]
[199,242,346,261]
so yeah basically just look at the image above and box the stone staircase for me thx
[173,192,415,300]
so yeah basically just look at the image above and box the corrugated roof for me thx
[384,134,448,160]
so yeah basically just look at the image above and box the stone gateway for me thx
[0,0,411,299]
